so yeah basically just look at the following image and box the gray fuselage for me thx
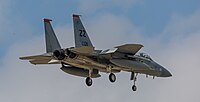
[61,52,172,78]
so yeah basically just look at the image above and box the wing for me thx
[69,46,94,55]
[19,53,60,65]
[99,44,143,59]
[115,44,143,55]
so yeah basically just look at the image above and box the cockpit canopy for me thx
[139,53,153,61]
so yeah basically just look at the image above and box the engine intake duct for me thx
[60,66,101,78]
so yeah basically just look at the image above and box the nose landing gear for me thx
[132,85,137,91]
[130,72,138,91]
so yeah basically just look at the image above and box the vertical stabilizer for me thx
[73,14,93,48]
[44,18,61,53]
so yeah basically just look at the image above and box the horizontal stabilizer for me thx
[29,59,50,65]
[19,53,60,65]
[19,53,52,60]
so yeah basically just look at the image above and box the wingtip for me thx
[43,18,52,22]
[140,44,144,47]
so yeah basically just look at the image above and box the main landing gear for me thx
[84,69,137,92]
[85,69,93,86]
[85,77,92,86]
[130,72,138,91]
[85,69,117,86]
[109,73,116,83]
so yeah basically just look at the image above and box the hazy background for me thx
[0,0,200,102]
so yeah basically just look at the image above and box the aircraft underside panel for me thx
[60,66,101,78]
[61,54,123,73]
[109,59,161,76]
[110,59,149,71]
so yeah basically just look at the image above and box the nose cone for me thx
[160,68,172,77]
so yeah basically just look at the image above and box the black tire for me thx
[132,85,137,91]
[109,73,116,83]
[85,77,92,86]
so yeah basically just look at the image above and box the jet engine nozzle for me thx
[53,49,66,60]
[65,48,77,59]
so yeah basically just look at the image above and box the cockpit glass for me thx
[140,53,152,61]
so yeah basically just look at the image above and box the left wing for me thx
[99,44,143,59]
[115,44,143,55]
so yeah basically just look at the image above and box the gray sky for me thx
[0,0,200,102]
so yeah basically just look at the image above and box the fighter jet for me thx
[20,14,172,91]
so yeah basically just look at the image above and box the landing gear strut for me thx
[130,72,138,91]
[85,68,93,86]
[109,73,116,83]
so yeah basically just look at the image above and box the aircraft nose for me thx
[160,68,172,77]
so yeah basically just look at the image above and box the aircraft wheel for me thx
[109,73,116,83]
[85,77,92,86]
[132,85,137,91]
